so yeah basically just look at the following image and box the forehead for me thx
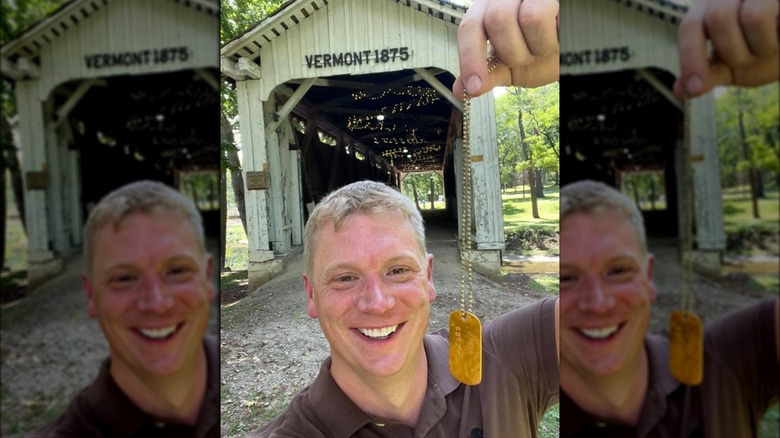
[562,211,643,257]
[312,213,420,254]
[93,211,199,248]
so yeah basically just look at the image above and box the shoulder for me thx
[32,387,106,438]
[249,389,328,438]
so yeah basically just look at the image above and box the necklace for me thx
[448,53,500,386]
[668,99,703,386]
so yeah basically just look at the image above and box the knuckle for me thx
[703,7,732,31]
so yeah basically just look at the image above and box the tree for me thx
[220,0,285,270]
[716,83,780,217]
[401,172,443,210]
[2,0,68,271]
[496,83,559,217]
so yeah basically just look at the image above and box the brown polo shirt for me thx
[252,297,559,438]
[32,334,220,438]
[561,298,779,438]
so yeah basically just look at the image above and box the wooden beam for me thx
[287,77,379,89]
[635,68,683,111]
[413,67,463,112]
[237,57,263,80]
[195,69,219,91]
[51,79,101,129]
[221,56,244,80]
[265,77,317,135]
[315,68,446,109]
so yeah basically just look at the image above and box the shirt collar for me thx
[561,334,683,437]
[308,333,463,436]
[86,335,219,438]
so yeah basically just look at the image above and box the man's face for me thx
[84,212,215,379]
[559,211,656,379]
[304,213,436,380]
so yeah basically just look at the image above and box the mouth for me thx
[577,323,623,341]
[357,324,400,340]
[135,323,182,341]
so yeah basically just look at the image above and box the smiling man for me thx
[253,180,559,437]
[34,180,218,437]
[559,180,779,437]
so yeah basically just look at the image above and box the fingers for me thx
[456,0,490,97]
[454,0,559,99]
[676,0,710,97]
[676,0,780,99]
[740,0,780,58]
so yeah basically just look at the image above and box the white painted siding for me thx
[257,0,459,99]
[36,0,217,100]
[561,0,679,77]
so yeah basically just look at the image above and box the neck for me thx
[110,347,208,425]
[331,348,429,426]
[561,348,649,425]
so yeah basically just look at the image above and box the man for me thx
[253,180,559,437]
[34,180,219,437]
[559,180,779,437]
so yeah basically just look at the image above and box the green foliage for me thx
[495,84,560,187]
[716,84,780,188]
[1,0,68,115]
[538,404,560,438]
[401,172,444,209]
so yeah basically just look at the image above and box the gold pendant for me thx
[449,310,482,385]
[669,310,703,385]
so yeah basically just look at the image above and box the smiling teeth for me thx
[581,325,618,339]
[358,325,398,339]
[139,326,177,339]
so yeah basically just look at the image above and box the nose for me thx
[137,276,174,313]
[577,274,615,313]
[357,275,395,315]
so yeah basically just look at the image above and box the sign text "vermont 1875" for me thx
[84,47,190,69]
[305,47,410,68]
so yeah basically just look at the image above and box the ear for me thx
[303,274,318,318]
[83,274,98,319]
[426,253,436,303]
[205,254,216,302]
[646,253,657,302]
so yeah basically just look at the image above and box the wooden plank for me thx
[635,68,682,111]
[413,67,462,112]
[237,80,273,260]
[265,77,316,135]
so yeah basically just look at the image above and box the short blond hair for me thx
[560,180,648,254]
[83,180,205,277]
[303,180,426,276]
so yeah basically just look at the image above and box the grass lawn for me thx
[502,184,559,232]
[722,189,779,233]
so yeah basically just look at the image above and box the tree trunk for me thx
[429,178,435,209]
[221,113,247,235]
[519,107,539,219]
[1,115,25,234]
[737,92,760,218]
[411,181,420,209]
[534,169,545,198]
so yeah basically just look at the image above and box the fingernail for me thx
[466,76,482,95]
[685,75,702,96]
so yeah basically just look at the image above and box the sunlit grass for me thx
[502,184,559,232]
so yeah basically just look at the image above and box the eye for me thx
[108,273,138,289]
[335,274,357,282]
[607,265,636,281]
[388,267,410,276]
[166,264,195,281]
